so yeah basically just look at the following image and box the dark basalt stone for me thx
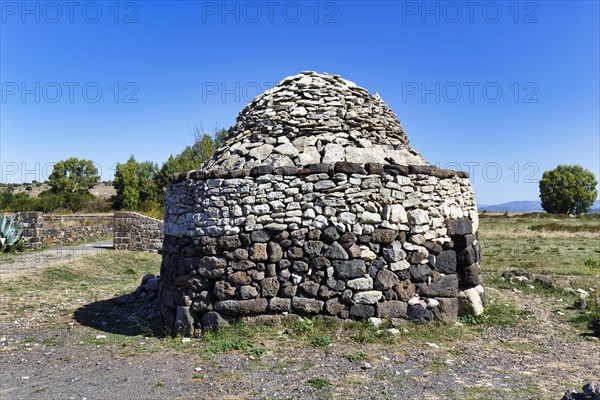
[206,168,228,178]
[374,269,400,290]
[310,256,331,270]
[334,259,367,279]
[334,161,366,175]
[434,250,457,274]
[323,242,348,260]
[218,235,241,249]
[377,301,408,318]
[188,170,205,180]
[227,169,250,178]
[410,264,431,283]
[200,311,228,333]
[364,163,384,174]
[456,246,477,266]
[250,165,273,176]
[371,229,396,244]
[446,217,473,236]
[452,233,476,249]
[322,226,341,243]
[459,263,482,287]
[383,164,409,176]
[338,232,357,249]
[251,230,272,243]
[423,241,442,256]
[273,166,298,175]
[214,298,268,315]
[304,241,324,258]
[298,163,332,175]
[407,304,433,324]
[350,304,375,318]
[292,297,324,314]
[418,274,459,298]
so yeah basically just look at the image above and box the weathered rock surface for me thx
[203,72,426,170]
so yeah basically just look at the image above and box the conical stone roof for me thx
[203,71,427,170]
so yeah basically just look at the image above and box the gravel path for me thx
[0,240,113,276]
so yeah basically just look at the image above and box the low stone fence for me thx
[114,211,164,253]
[15,211,163,252]
[44,214,114,246]
[15,212,113,248]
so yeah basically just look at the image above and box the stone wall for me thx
[43,214,113,245]
[160,162,483,335]
[16,212,163,251]
[16,212,113,248]
[114,211,164,253]
[16,211,44,250]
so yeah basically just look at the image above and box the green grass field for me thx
[479,213,600,288]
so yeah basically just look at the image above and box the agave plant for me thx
[0,213,24,253]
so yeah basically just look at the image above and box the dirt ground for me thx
[0,253,598,400]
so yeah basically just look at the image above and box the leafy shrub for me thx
[0,188,110,214]
[307,377,331,389]
[139,200,164,220]
[342,352,368,362]
[584,256,599,269]
[310,335,332,347]
[291,318,315,335]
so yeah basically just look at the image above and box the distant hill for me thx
[479,200,600,213]
[1,182,116,200]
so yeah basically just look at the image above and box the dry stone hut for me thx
[160,71,483,335]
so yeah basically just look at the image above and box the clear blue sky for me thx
[1,0,598,204]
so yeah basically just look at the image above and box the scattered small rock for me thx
[361,362,372,370]
[575,289,591,310]
[501,270,556,289]
[535,275,555,288]
[501,269,533,281]
[136,274,161,301]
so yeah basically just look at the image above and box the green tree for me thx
[112,127,227,211]
[48,158,100,193]
[113,156,160,210]
[539,165,598,214]
[113,156,140,210]
[153,127,227,202]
